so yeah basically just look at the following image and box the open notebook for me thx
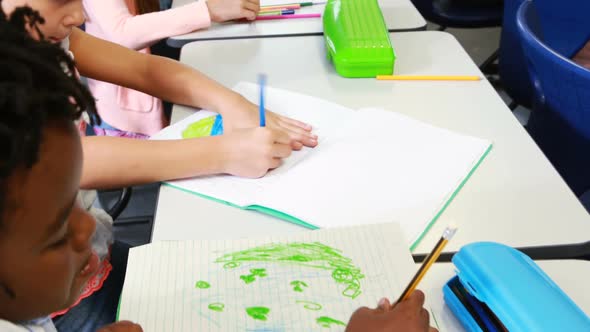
[118,223,418,331]
[152,83,492,249]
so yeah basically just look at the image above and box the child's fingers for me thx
[268,128,292,145]
[241,8,257,20]
[242,0,260,15]
[284,128,318,147]
[377,297,392,311]
[291,141,304,151]
[276,114,313,131]
[98,321,143,332]
[269,157,283,170]
[407,290,426,310]
[271,142,293,159]
[277,120,318,144]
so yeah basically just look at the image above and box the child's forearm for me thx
[71,29,243,115]
[80,136,227,189]
[83,0,210,51]
[141,54,246,114]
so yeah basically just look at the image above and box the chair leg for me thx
[508,100,518,111]
[486,75,501,88]
[479,48,499,74]
[106,187,133,220]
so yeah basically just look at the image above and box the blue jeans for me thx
[53,242,130,332]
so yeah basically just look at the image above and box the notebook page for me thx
[118,223,415,331]
[256,106,491,244]
[151,83,357,207]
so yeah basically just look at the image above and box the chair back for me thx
[498,0,532,107]
[517,0,590,195]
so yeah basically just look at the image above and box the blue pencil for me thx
[258,74,266,127]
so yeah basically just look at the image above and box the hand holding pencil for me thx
[346,290,438,332]
[397,224,458,304]
[346,225,456,332]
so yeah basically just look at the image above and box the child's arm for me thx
[83,0,258,51]
[80,127,292,189]
[70,28,317,148]
[83,0,211,50]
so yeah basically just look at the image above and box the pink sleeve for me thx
[83,0,211,50]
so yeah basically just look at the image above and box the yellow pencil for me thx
[376,75,481,81]
[259,4,301,11]
[396,224,458,303]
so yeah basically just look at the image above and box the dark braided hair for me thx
[0,3,97,222]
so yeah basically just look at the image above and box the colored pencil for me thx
[376,75,481,81]
[255,13,321,20]
[258,9,296,15]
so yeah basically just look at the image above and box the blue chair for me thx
[517,0,590,197]
[498,0,532,109]
[411,0,503,30]
[533,0,590,58]
[410,0,503,72]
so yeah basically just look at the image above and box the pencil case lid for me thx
[450,242,590,331]
[322,0,395,78]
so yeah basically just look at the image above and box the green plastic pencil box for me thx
[323,0,395,78]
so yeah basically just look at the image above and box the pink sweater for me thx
[83,0,211,135]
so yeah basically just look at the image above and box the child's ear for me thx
[0,282,16,300]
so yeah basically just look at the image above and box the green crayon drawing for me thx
[316,316,346,328]
[208,303,224,312]
[223,261,238,269]
[195,281,210,289]
[240,274,256,284]
[246,307,270,321]
[216,242,364,298]
[182,117,215,139]
[290,280,308,292]
[240,268,268,284]
[295,300,322,311]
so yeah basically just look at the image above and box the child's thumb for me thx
[98,321,143,332]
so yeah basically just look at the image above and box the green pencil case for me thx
[323,0,395,78]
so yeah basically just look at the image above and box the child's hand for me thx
[206,0,260,22]
[220,96,318,150]
[345,290,438,332]
[220,127,293,178]
[97,321,143,332]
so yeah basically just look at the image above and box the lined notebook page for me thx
[151,83,491,246]
[118,223,415,331]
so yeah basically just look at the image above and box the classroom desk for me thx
[167,0,426,47]
[152,31,590,255]
[421,260,590,331]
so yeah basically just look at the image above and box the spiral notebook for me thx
[151,82,492,249]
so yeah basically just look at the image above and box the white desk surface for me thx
[422,260,590,331]
[167,0,426,47]
[152,31,590,254]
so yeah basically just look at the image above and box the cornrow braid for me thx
[0,3,97,220]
